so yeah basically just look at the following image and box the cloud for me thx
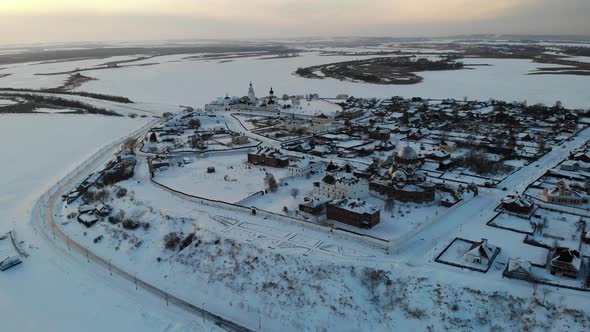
[0,0,587,44]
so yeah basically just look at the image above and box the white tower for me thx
[248,82,256,104]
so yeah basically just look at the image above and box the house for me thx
[550,247,582,278]
[318,166,369,200]
[438,159,454,170]
[298,197,329,216]
[78,204,95,214]
[504,258,532,280]
[368,127,391,141]
[375,140,396,152]
[543,181,584,206]
[232,134,249,145]
[326,199,380,228]
[288,159,323,177]
[426,150,450,161]
[570,151,590,163]
[152,158,170,170]
[78,214,99,228]
[560,160,590,172]
[248,147,290,168]
[501,195,535,215]
[463,239,497,265]
[96,204,111,216]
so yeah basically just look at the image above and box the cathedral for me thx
[370,145,436,203]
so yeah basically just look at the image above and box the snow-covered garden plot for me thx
[336,196,448,243]
[231,113,279,130]
[524,209,585,249]
[435,238,500,272]
[438,170,493,186]
[192,113,228,131]
[0,233,17,259]
[487,213,535,234]
[530,265,589,290]
[281,98,342,117]
[154,153,289,203]
[243,172,324,214]
[0,98,17,106]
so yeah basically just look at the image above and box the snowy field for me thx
[69,53,590,109]
[0,55,144,90]
[282,98,342,116]
[0,114,218,332]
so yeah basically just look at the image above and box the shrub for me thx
[116,187,128,198]
[163,232,181,250]
[122,218,140,230]
[179,233,195,251]
[93,235,103,243]
[188,118,201,129]
[82,190,96,203]
[94,189,110,202]
[264,173,278,192]
[108,210,125,224]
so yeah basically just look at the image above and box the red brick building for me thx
[327,199,380,229]
[248,147,289,168]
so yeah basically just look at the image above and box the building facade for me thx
[327,199,380,228]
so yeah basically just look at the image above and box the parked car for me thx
[0,256,22,271]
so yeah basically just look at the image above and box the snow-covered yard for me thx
[155,152,289,203]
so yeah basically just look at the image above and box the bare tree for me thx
[188,118,201,129]
[290,188,300,199]
[385,196,395,212]
[265,173,278,192]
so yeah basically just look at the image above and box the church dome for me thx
[322,174,335,185]
[326,161,338,172]
[397,146,418,160]
[391,169,407,181]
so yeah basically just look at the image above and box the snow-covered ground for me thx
[0,55,144,90]
[69,53,590,109]
[2,42,590,331]
[56,149,590,331]
[155,153,289,203]
[0,114,218,332]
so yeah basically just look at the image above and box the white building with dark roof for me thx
[318,166,368,200]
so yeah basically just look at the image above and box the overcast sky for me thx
[0,0,589,45]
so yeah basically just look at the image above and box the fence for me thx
[30,119,254,332]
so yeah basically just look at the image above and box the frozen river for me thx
[73,52,590,109]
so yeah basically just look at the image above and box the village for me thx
[57,81,590,305]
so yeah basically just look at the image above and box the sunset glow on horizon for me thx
[0,0,588,45]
